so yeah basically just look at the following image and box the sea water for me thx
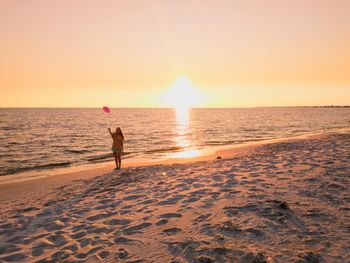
[0,107,349,176]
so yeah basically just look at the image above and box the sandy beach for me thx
[2,0,350,261]
[0,131,349,262]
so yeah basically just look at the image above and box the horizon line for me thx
[1,105,349,109]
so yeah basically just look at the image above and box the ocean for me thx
[0,107,349,176]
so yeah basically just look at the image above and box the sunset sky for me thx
[1,0,350,107]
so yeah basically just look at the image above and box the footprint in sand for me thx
[173,183,188,190]
[69,230,86,239]
[91,227,111,234]
[0,244,22,255]
[244,228,266,240]
[142,215,152,221]
[114,236,138,244]
[222,180,237,187]
[141,199,154,205]
[182,178,196,184]
[44,234,68,247]
[77,237,94,248]
[159,213,182,219]
[75,252,88,259]
[120,209,133,215]
[0,253,27,262]
[87,245,103,255]
[183,197,201,204]
[95,204,113,210]
[86,212,116,221]
[121,204,134,210]
[163,227,182,235]
[97,250,110,260]
[50,250,70,261]
[107,218,132,226]
[190,189,208,195]
[35,210,53,218]
[156,195,185,206]
[62,243,78,252]
[122,222,152,235]
[5,236,25,245]
[136,206,149,213]
[71,223,87,232]
[115,248,129,259]
[43,220,65,231]
[156,219,168,226]
[123,194,146,201]
[21,233,47,245]
[192,183,205,188]
[199,201,214,208]
[167,240,200,256]
[32,239,59,257]
[194,214,212,223]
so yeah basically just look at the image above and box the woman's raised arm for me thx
[108,128,113,137]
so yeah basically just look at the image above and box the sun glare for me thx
[161,76,207,110]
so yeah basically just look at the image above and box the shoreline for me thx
[1,127,349,186]
[0,133,324,186]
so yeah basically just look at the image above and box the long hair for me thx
[116,127,124,140]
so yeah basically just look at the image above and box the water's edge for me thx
[1,127,348,185]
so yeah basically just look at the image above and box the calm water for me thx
[0,107,349,176]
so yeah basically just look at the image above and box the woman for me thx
[108,127,124,169]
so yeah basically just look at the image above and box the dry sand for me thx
[0,132,349,262]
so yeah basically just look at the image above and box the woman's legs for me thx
[117,151,122,169]
[113,152,118,169]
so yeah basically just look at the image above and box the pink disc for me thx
[102,106,110,113]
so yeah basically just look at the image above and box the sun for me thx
[161,76,207,110]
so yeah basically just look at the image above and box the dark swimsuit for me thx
[111,147,122,153]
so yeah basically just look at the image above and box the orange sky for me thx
[1,0,350,107]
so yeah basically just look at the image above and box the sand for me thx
[0,132,349,262]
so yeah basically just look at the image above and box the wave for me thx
[144,146,184,154]
[36,162,72,169]
[85,146,186,163]
[86,151,134,162]
[1,161,72,176]
[1,151,138,176]
[1,126,16,131]
[86,153,112,162]
[65,149,91,154]
[206,140,240,146]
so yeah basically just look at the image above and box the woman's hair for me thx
[116,127,124,139]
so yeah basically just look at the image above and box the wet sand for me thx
[0,131,349,262]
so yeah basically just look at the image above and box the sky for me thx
[1,0,350,107]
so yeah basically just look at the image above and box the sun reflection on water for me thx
[169,107,201,158]
[174,107,190,148]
